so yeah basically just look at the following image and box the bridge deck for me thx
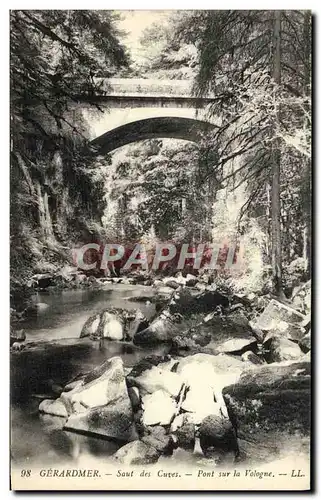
[93,78,214,100]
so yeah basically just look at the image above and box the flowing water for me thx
[11,284,170,468]
[10,285,310,477]
[21,283,157,341]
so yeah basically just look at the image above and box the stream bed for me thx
[10,283,310,476]
[11,284,170,468]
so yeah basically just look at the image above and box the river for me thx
[11,284,171,468]
[10,284,310,477]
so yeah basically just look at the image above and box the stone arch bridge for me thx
[77,78,218,154]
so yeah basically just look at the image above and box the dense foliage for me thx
[193,10,311,291]
[103,139,220,244]
[10,10,129,306]
[10,10,312,305]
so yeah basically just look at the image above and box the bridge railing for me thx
[94,78,198,98]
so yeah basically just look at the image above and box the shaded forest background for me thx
[10,10,311,308]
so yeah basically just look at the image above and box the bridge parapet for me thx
[96,78,208,99]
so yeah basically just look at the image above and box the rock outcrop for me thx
[133,310,179,345]
[125,352,249,463]
[171,312,257,356]
[253,299,306,342]
[264,336,302,363]
[113,440,160,465]
[80,308,148,341]
[39,398,68,418]
[223,361,311,463]
[40,356,137,442]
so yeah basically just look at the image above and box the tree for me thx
[103,138,221,245]
[137,11,201,79]
[11,10,129,156]
[189,10,311,294]
[271,10,282,294]
[10,10,129,306]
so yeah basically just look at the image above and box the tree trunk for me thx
[271,10,283,296]
[265,181,271,257]
[36,181,54,241]
[181,198,186,216]
[302,11,311,277]
[205,175,215,240]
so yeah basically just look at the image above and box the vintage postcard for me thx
[10,9,311,491]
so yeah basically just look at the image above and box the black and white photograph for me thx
[9,9,312,491]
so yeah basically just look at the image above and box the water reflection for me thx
[11,285,164,467]
[21,284,156,341]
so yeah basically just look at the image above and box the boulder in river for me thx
[199,414,237,458]
[168,288,230,317]
[222,361,311,463]
[33,273,55,289]
[176,353,248,391]
[24,302,49,317]
[215,337,257,355]
[263,321,305,343]
[61,356,137,441]
[64,397,137,442]
[241,351,265,365]
[264,336,302,363]
[171,311,255,356]
[10,327,26,346]
[185,274,198,287]
[98,311,124,340]
[131,364,182,397]
[61,356,128,410]
[134,288,233,347]
[175,421,195,451]
[181,384,221,423]
[174,354,247,422]
[157,286,176,297]
[80,308,148,341]
[126,354,174,379]
[11,342,25,351]
[80,313,101,338]
[141,425,174,455]
[133,310,179,345]
[163,279,181,290]
[253,299,306,341]
[39,398,68,418]
[126,309,149,340]
[141,389,177,426]
[113,440,160,465]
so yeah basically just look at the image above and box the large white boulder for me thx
[134,365,183,397]
[62,357,137,441]
[61,357,126,409]
[142,390,177,426]
[100,311,124,340]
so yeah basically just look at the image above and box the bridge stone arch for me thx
[90,116,217,154]
[77,78,218,153]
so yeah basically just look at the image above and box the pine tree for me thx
[190,10,311,294]
[10,10,129,303]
